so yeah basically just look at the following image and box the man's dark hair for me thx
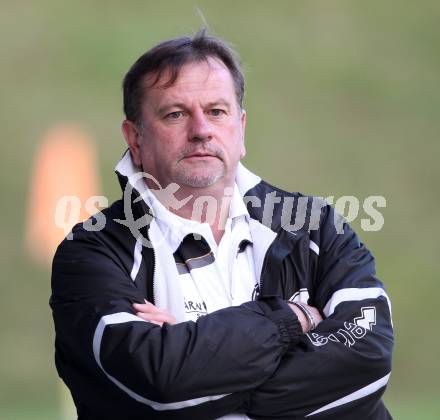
[123,29,245,123]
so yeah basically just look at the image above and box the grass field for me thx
[0,1,439,418]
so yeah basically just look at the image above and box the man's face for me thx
[123,57,246,195]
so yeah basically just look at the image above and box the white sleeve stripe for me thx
[305,372,391,416]
[130,238,143,282]
[309,240,320,255]
[288,288,310,304]
[323,287,392,319]
[92,312,229,410]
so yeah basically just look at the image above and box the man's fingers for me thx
[303,304,324,326]
[135,312,169,324]
[133,301,169,314]
[134,307,177,325]
[288,302,324,332]
[133,301,158,312]
[133,301,177,324]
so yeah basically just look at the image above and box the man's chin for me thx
[176,170,224,189]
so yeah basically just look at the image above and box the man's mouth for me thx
[184,153,217,159]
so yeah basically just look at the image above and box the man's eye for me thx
[166,111,184,120]
[209,109,225,117]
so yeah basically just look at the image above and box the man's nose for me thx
[188,111,213,142]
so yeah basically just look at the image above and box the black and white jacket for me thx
[50,152,394,419]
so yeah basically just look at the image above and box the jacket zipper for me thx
[150,234,157,306]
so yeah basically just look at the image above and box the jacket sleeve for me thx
[245,206,394,419]
[50,225,303,419]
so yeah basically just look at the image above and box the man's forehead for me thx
[142,58,235,98]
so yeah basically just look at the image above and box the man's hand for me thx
[288,302,323,333]
[133,300,177,326]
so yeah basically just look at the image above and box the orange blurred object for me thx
[25,124,100,265]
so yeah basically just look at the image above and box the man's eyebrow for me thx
[156,103,187,115]
[205,99,231,109]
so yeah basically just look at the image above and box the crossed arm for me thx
[133,297,392,419]
[51,212,393,419]
[133,300,323,333]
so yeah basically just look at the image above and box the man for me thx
[50,30,393,419]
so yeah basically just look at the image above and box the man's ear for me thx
[122,120,142,166]
[240,109,246,159]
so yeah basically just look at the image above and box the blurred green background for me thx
[1,0,439,418]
